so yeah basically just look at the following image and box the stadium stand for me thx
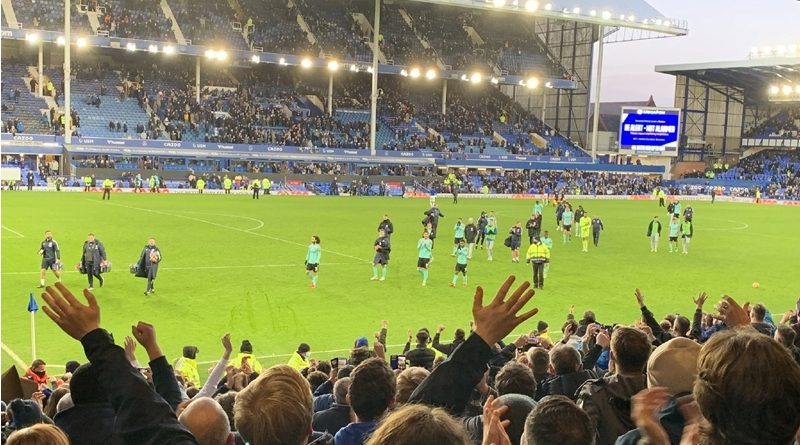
[743,108,800,139]
[238,0,314,54]
[95,0,174,41]
[10,0,93,34]
[168,0,248,49]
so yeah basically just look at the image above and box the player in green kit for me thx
[371,228,391,281]
[485,220,498,261]
[453,218,466,245]
[450,239,469,287]
[305,236,321,288]
[533,200,544,217]
[417,230,433,286]
[579,213,592,252]
[681,218,693,254]
[668,216,681,253]
[541,231,553,278]
[561,205,574,243]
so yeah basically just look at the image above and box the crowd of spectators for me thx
[744,107,800,139]
[93,0,174,41]
[3,277,799,445]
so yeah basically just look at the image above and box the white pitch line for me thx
[703,219,750,231]
[173,211,265,232]
[1,341,30,369]
[1,262,363,275]
[1,225,25,237]
[89,200,370,263]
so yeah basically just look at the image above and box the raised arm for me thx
[195,334,232,400]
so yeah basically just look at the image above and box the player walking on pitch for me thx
[591,216,604,247]
[579,213,592,252]
[137,238,162,295]
[80,233,107,290]
[484,219,498,261]
[681,218,693,254]
[450,239,469,287]
[417,230,433,286]
[647,216,662,252]
[668,216,681,253]
[561,205,574,243]
[305,236,321,288]
[371,228,391,281]
[37,230,62,287]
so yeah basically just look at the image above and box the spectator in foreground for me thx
[178,397,234,445]
[6,424,70,445]
[53,363,121,444]
[395,367,430,404]
[335,358,396,445]
[364,404,471,445]
[521,395,594,445]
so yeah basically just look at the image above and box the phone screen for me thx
[397,355,407,370]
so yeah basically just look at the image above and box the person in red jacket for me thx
[25,359,50,389]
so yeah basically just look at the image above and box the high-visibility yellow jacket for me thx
[287,352,309,370]
[174,357,200,387]
[102,178,113,188]
[233,352,263,373]
[525,243,550,262]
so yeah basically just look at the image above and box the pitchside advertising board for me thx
[618,107,680,157]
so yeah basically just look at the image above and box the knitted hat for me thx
[7,398,43,428]
[354,337,369,348]
[646,337,701,395]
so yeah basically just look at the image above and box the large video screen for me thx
[618,107,680,156]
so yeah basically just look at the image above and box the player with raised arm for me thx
[453,218,466,246]
[450,239,469,288]
[37,230,62,288]
[305,236,321,288]
[371,228,391,281]
[417,230,433,286]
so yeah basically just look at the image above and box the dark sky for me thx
[599,0,799,106]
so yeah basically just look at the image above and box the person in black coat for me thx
[312,377,352,436]
[432,325,466,356]
[80,233,107,290]
[377,214,394,239]
[54,363,125,445]
[403,330,436,370]
[136,238,162,296]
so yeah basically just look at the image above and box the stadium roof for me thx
[407,0,687,37]
[655,57,800,103]
[589,96,656,132]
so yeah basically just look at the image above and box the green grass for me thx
[2,191,798,374]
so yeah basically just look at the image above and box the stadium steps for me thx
[1,66,52,134]
[84,9,101,32]
[159,0,187,44]
[2,0,19,29]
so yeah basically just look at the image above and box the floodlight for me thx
[327,60,339,71]
[525,1,538,11]
[544,3,552,10]
[490,77,499,84]
[470,73,482,83]
[425,68,437,80]
[279,57,287,65]
[77,37,87,47]
[149,44,159,53]
[350,64,359,72]
[526,77,539,89]
[367,66,373,73]
[589,10,596,16]
[601,10,611,19]
[783,85,793,95]
[400,69,409,77]
[769,85,779,95]
[56,36,66,46]
[216,50,228,61]
[301,58,312,68]
[126,42,136,51]
[460,74,468,81]
[410,67,421,78]
[204,49,215,58]
[572,7,580,14]
[26,33,40,43]
[251,55,261,63]
[627,15,635,22]
[163,45,175,55]
[619,14,625,20]
[493,0,506,7]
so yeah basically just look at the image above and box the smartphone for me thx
[42,387,53,397]
[390,355,407,370]
[331,357,348,368]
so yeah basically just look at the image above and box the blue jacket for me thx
[333,421,377,445]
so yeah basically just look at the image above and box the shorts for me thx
[306,263,319,272]
[563,225,572,231]
[373,254,389,265]
[454,263,467,273]
[417,258,431,268]
[669,236,678,242]
[454,237,464,244]
[682,234,692,239]
[510,240,521,250]
[41,258,56,270]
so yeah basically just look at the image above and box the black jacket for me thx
[54,403,124,445]
[377,220,394,236]
[432,333,465,356]
[136,245,161,278]
[646,220,662,237]
[403,345,436,370]
[80,329,197,445]
[536,369,597,401]
[80,240,107,272]
[311,403,351,437]
[464,224,478,243]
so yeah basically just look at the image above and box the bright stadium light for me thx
[783,85,793,95]
[77,37,87,47]
[544,3,552,10]
[350,64,359,72]
[490,77,499,84]
[425,68,437,80]
[601,10,611,19]
[627,15,635,22]
[400,69,408,77]
[149,44,159,53]
[126,42,136,51]
[493,0,506,7]
[572,7,580,14]
[525,0,538,11]
[163,45,175,55]
[26,33,40,43]
[409,67,420,78]
[327,60,339,71]
[769,85,780,95]
[279,57,288,65]
[251,55,261,63]
[301,58,312,68]
[56,36,66,46]
[618,14,626,20]
[526,77,539,89]
[589,10,596,16]
[470,72,482,83]
[367,66,373,73]
[204,49,215,58]
[460,74,468,81]
[217,50,228,61]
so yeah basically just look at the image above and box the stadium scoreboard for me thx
[618,107,680,157]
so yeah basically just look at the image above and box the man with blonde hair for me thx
[234,365,313,445]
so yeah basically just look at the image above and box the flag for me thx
[27,292,39,313]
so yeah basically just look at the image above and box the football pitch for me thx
[2,191,797,373]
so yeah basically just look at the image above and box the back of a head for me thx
[214,392,237,431]
[611,326,651,374]
[646,337,700,395]
[751,303,767,322]
[364,404,471,445]
[526,347,550,374]
[694,328,800,445]
[673,316,691,337]
[775,324,797,348]
[395,367,430,404]
[333,377,352,405]
[416,330,430,346]
[179,397,231,445]
[495,361,537,399]
[306,371,328,392]
[234,365,313,445]
[522,395,594,445]
[7,424,70,445]
[454,328,466,341]
[337,365,355,380]
[348,358,396,422]
[497,394,537,445]
[549,345,581,375]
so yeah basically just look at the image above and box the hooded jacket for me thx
[576,373,647,445]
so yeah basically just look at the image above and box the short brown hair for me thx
[7,424,70,445]
[751,303,767,321]
[526,347,550,374]
[348,358,396,421]
[694,328,800,445]
[306,371,328,393]
[524,395,594,445]
[234,365,312,445]
[364,404,471,445]
[775,324,797,348]
[549,345,581,375]
[611,326,651,374]
[495,361,536,399]
[395,367,429,404]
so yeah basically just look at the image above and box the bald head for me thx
[178,397,233,445]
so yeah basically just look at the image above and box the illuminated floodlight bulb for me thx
[769,85,779,95]
[126,42,136,51]
[56,36,66,46]
[525,0,538,11]
[400,69,409,77]
[493,0,507,6]
[460,74,468,81]
[527,77,539,89]
[425,68,437,80]
[601,10,611,19]
[163,45,175,55]
[409,67,421,78]
[26,33,40,43]
[350,64,359,72]
[572,7,580,14]
[544,3,552,10]
[77,37,87,47]
[149,44,159,53]
[327,60,339,71]
[279,57,287,65]
[251,55,261,63]
[470,72,482,83]
[783,85,793,95]
[490,77,499,84]
[367,66,373,73]
[301,58,312,68]
[589,10,596,16]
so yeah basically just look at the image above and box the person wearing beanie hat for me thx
[64,361,80,375]
[288,343,311,371]
[403,330,435,370]
[616,337,701,445]
[54,363,122,445]
[354,337,369,349]
[7,399,43,429]
[233,340,263,373]
[174,346,200,387]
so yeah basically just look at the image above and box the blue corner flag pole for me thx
[28,292,38,360]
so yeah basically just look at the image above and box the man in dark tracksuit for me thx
[464,218,478,259]
[525,214,541,244]
[378,214,394,239]
[38,230,62,287]
[423,205,445,234]
[27,170,35,190]
[476,212,488,248]
[81,233,107,290]
[403,330,436,370]
[591,216,604,247]
[136,238,161,296]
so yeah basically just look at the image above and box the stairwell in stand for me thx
[160,0,187,44]
[1,0,19,29]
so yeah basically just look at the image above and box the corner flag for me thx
[27,293,39,313]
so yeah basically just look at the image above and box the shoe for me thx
[370,276,379,281]
[422,282,426,286]
[37,284,45,288]
[379,277,386,281]
[99,280,104,288]
[449,283,455,287]
[144,291,149,296]
[310,283,316,288]
[88,287,94,291]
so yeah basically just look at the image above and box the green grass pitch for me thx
[2,191,797,374]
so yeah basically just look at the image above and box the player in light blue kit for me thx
[305,235,321,288]
[417,230,433,286]
[561,205,574,243]
[533,200,544,217]
[668,217,681,253]
[450,239,469,287]
[453,218,466,245]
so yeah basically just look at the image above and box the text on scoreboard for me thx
[618,107,680,157]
